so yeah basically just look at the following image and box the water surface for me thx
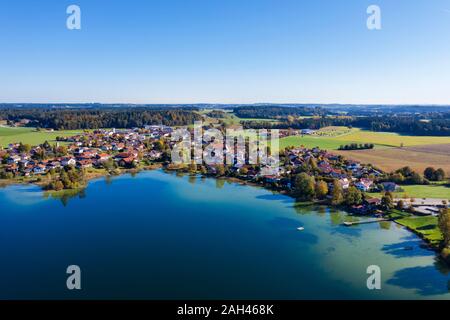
[0,170,449,299]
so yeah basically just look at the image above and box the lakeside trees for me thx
[315,180,328,199]
[45,166,86,191]
[381,192,394,210]
[344,186,363,206]
[438,208,450,247]
[331,180,344,206]
[293,173,315,200]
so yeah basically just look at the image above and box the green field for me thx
[334,129,450,147]
[280,135,355,150]
[0,127,83,147]
[280,127,450,150]
[371,183,450,200]
[395,215,443,246]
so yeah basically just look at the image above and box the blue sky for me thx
[0,0,449,104]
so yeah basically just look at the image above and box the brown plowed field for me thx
[334,144,450,175]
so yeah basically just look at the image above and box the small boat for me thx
[297,227,305,231]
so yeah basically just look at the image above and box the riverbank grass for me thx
[395,215,443,247]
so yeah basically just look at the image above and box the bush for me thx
[441,248,450,264]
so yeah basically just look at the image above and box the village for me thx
[0,125,448,220]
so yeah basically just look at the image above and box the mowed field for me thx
[280,128,450,150]
[333,129,450,147]
[0,127,82,147]
[371,183,450,199]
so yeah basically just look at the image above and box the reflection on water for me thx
[382,235,435,258]
[379,220,392,230]
[387,264,450,296]
[44,189,87,207]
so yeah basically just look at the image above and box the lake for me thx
[0,170,449,299]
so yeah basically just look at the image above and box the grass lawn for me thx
[276,126,450,150]
[371,183,450,200]
[0,127,84,147]
[280,135,353,150]
[395,215,443,246]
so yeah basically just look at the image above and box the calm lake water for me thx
[0,170,449,299]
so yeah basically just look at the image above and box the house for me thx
[263,175,280,183]
[47,161,61,170]
[301,129,315,135]
[347,162,361,170]
[351,205,369,215]
[365,198,381,206]
[76,160,93,169]
[338,178,350,189]
[61,157,76,166]
[318,161,332,174]
[381,182,398,192]
[355,178,373,192]
[33,165,46,174]
[6,155,21,164]
[365,198,381,212]
[19,159,29,167]
[96,153,111,162]
[118,157,136,167]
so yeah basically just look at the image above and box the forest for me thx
[233,105,324,119]
[0,108,202,130]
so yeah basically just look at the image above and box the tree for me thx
[308,157,318,171]
[344,186,363,206]
[424,167,446,181]
[315,180,328,199]
[438,208,450,247]
[381,192,394,210]
[407,172,424,185]
[216,165,225,176]
[424,167,436,180]
[53,180,64,191]
[240,167,249,175]
[293,173,315,200]
[18,143,31,153]
[396,200,405,210]
[56,145,68,156]
[188,161,197,174]
[435,168,446,181]
[331,180,344,205]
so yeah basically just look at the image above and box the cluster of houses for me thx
[1,125,447,217]
[283,147,384,190]
[0,126,172,177]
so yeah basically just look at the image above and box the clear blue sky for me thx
[0,0,449,104]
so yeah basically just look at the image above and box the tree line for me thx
[234,106,324,119]
[338,143,374,150]
[0,108,202,130]
[241,115,450,136]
